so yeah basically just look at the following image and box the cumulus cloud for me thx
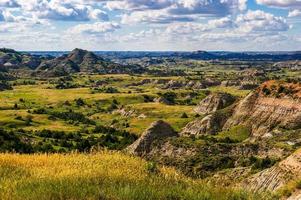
[288,9,301,17]
[208,16,234,28]
[153,9,291,47]
[67,22,120,35]
[108,0,247,24]
[256,0,301,9]
[160,10,288,37]
[14,0,109,21]
[236,10,289,32]
[121,9,195,24]
[162,18,234,36]
[169,0,246,16]
[0,21,29,32]
[89,9,109,21]
[0,0,248,24]
[0,9,29,22]
[164,22,209,35]
[116,0,248,24]
[0,0,298,51]
[106,0,173,11]
[0,0,20,8]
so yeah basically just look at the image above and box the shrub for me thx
[49,111,95,125]
[25,115,33,125]
[159,92,177,104]
[262,86,271,96]
[32,108,47,114]
[75,98,85,107]
[145,162,158,174]
[143,94,154,102]
[0,129,33,153]
[296,180,301,189]
[251,157,277,170]
[181,112,189,118]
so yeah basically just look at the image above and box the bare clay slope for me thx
[244,148,301,192]
[223,81,301,137]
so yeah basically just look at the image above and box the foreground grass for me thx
[0,151,269,200]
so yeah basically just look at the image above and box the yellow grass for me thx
[0,151,265,200]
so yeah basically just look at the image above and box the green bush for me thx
[251,156,277,170]
[145,162,158,174]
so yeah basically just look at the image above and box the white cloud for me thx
[106,0,173,11]
[14,0,109,21]
[236,10,289,32]
[0,0,19,8]
[238,0,247,10]
[288,9,301,17]
[117,0,248,24]
[0,21,28,32]
[89,9,109,21]
[0,0,299,51]
[208,16,234,28]
[107,0,247,19]
[256,0,301,9]
[67,22,120,35]
[169,0,247,16]
[164,22,209,35]
[121,9,195,24]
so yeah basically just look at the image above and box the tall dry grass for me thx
[0,151,271,200]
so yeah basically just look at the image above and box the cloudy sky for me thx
[0,0,301,51]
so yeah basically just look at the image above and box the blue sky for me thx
[0,0,301,51]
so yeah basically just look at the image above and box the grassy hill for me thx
[0,151,270,200]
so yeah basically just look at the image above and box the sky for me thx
[0,0,301,51]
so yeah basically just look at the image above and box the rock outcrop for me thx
[223,81,301,137]
[126,120,177,156]
[273,60,301,71]
[238,82,259,90]
[181,114,222,136]
[244,149,301,192]
[201,79,221,87]
[162,80,185,89]
[221,80,240,87]
[194,93,236,114]
[181,93,236,136]
[113,108,136,117]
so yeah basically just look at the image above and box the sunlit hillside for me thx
[0,151,270,200]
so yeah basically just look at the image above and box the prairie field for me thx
[0,151,270,200]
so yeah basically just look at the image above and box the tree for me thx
[75,98,85,106]
[181,112,189,118]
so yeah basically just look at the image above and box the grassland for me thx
[0,151,272,200]
[0,75,201,135]
[0,72,262,154]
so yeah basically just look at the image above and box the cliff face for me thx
[181,115,219,136]
[194,93,236,115]
[181,93,235,136]
[224,81,301,137]
[244,149,301,192]
[126,120,177,156]
[181,110,231,136]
